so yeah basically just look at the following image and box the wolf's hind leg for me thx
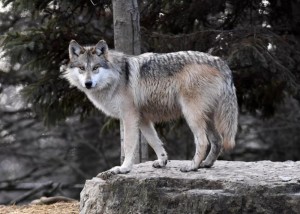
[199,128,222,168]
[180,102,209,172]
[139,119,168,168]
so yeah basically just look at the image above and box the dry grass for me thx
[0,202,79,214]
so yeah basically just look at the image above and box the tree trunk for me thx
[113,0,141,55]
[112,0,148,164]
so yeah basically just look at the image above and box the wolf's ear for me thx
[94,40,108,57]
[69,40,84,59]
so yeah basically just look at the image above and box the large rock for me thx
[80,161,300,214]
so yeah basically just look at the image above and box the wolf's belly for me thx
[138,101,182,122]
[134,82,183,122]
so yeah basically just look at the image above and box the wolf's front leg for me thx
[97,113,139,179]
[139,119,168,168]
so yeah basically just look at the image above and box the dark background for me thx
[0,0,299,204]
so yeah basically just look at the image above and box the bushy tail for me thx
[215,65,238,150]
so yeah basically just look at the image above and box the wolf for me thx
[64,40,238,176]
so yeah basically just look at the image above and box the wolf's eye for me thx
[93,66,99,71]
[79,66,85,70]
[92,66,100,73]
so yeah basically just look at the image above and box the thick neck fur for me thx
[64,49,131,118]
[85,51,130,118]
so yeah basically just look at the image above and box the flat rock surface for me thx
[80,161,300,214]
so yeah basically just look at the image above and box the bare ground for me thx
[0,202,79,214]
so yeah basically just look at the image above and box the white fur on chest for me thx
[85,90,121,118]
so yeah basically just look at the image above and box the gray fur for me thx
[64,40,238,175]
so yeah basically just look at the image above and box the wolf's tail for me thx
[214,64,238,150]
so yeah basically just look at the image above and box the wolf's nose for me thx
[85,81,93,89]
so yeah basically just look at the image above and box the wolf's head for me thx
[65,40,119,90]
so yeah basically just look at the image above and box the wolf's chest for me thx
[86,91,121,118]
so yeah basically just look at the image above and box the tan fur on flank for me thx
[64,40,238,175]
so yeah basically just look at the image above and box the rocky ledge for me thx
[80,161,300,214]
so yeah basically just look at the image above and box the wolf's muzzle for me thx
[85,81,93,89]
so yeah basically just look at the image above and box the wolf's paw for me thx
[110,166,131,174]
[152,159,168,168]
[180,163,198,172]
[97,166,131,180]
[199,161,214,168]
